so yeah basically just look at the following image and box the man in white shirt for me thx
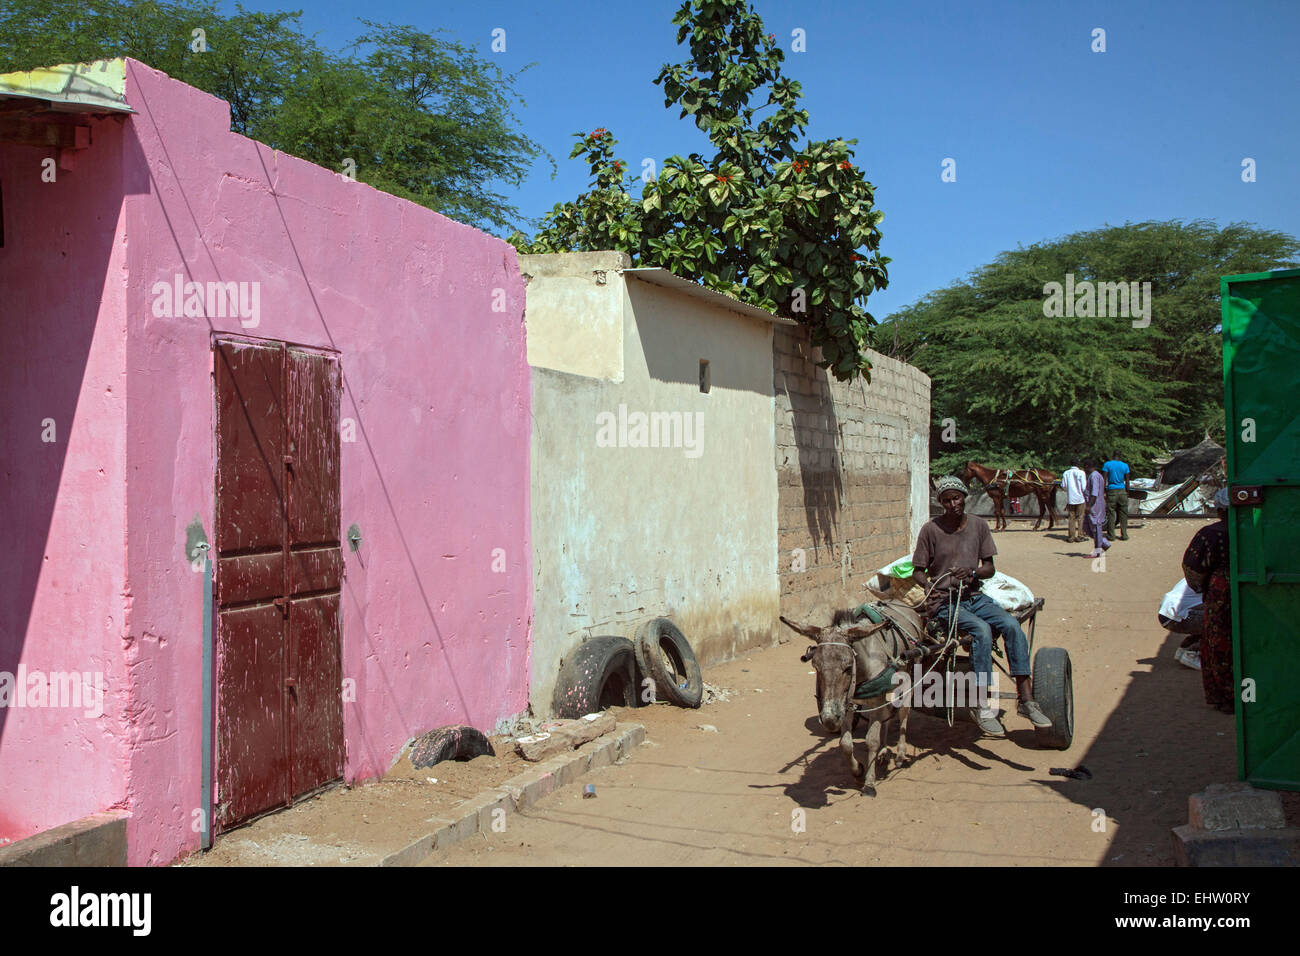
[1061,458,1087,543]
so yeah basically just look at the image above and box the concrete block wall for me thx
[774,324,931,626]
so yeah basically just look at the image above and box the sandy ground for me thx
[426,517,1244,867]
[185,735,536,866]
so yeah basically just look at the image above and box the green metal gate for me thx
[1221,267,1300,790]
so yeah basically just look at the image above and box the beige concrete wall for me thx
[519,251,628,382]
[774,324,931,626]
[529,258,779,715]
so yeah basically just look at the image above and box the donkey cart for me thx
[906,597,1074,750]
[784,593,1074,797]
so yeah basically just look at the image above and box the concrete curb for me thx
[0,811,130,867]
[380,721,645,867]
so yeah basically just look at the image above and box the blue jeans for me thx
[931,592,1031,686]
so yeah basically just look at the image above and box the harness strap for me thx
[854,667,898,700]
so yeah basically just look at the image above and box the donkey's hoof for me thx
[861,784,877,797]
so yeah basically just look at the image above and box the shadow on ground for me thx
[1036,628,1235,866]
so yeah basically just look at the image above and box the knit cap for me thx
[935,475,969,498]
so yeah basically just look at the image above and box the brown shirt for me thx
[913,514,997,612]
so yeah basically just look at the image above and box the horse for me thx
[781,604,927,796]
[959,461,1060,533]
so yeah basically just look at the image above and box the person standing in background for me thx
[1102,453,1131,541]
[1083,458,1111,557]
[1062,458,1087,543]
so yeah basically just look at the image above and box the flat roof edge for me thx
[623,267,797,325]
[0,59,134,114]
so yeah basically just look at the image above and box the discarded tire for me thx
[553,635,637,718]
[634,618,703,709]
[1032,647,1074,750]
[410,724,495,769]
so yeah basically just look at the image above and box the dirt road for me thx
[430,519,1236,866]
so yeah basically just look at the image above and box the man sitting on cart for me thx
[911,475,1053,737]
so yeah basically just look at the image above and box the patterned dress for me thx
[1182,520,1231,708]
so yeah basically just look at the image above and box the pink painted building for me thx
[0,60,532,864]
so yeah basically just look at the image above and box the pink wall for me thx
[119,60,533,863]
[0,59,533,864]
[0,119,132,845]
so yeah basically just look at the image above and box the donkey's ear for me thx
[840,621,887,640]
[800,645,817,663]
[780,615,821,640]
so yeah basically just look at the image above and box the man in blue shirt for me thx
[1102,453,1131,541]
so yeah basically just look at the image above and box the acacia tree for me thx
[513,0,889,381]
[880,219,1300,474]
[0,0,547,233]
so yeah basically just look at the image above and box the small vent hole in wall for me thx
[699,359,710,393]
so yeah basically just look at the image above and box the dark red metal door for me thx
[285,348,344,797]
[214,339,343,831]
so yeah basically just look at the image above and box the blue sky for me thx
[216,0,1300,317]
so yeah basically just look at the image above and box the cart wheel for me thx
[1031,647,1073,749]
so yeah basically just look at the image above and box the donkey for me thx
[781,608,917,796]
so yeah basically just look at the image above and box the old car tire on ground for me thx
[553,635,637,718]
[634,617,704,708]
[1032,646,1074,750]
[409,725,495,768]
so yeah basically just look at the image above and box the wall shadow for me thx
[777,326,842,554]
[0,116,134,750]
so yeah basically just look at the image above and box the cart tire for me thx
[1032,647,1073,749]
[553,635,637,718]
[634,618,703,708]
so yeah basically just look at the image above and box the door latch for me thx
[1230,485,1262,506]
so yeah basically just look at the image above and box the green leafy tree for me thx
[0,0,547,233]
[512,0,889,381]
[880,219,1300,475]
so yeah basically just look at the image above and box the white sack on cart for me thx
[982,572,1035,614]
[872,554,1035,614]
